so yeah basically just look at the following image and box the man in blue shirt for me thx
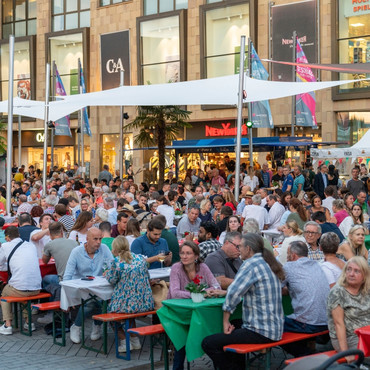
[292,165,305,197]
[64,227,113,345]
[282,166,294,193]
[131,217,172,269]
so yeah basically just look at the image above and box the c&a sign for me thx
[100,30,131,90]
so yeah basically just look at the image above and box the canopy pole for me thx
[78,59,84,179]
[51,61,56,171]
[18,114,21,171]
[234,35,246,203]
[247,37,253,168]
[291,30,297,137]
[42,63,51,196]
[119,70,124,179]
[6,35,15,215]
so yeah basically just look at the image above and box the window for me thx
[0,37,34,101]
[47,32,84,95]
[144,0,187,16]
[2,0,37,38]
[138,12,186,84]
[202,2,250,78]
[337,112,370,145]
[52,0,90,32]
[335,1,370,96]
[100,0,130,5]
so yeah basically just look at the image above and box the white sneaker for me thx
[90,323,101,341]
[37,312,53,324]
[0,324,12,335]
[70,324,81,344]
[130,336,141,350]
[118,339,132,353]
[24,322,36,332]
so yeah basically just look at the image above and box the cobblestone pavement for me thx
[0,312,338,370]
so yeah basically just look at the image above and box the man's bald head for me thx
[86,227,103,253]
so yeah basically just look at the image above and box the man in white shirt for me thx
[16,194,32,216]
[0,226,41,335]
[322,186,336,216]
[104,197,118,225]
[30,213,53,258]
[258,188,268,208]
[266,195,285,230]
[241,194,270,230]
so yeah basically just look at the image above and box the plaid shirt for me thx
[223,253,284,341]
[198,239,222,261]
[307,244,324,261]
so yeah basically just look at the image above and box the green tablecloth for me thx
[365,235,370,250]
[157,298,242,362]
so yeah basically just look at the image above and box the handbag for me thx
[151,280,169,310]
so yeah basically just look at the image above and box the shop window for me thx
[101,134,133,175]
[0,37,34,101]
[143,0,187,16]
[337,111,370,146]
[100,0,130,5]
[47,32,84,95]
[52,0,90,32]
[335,1,370,96]
[138,12,186,84]
[2,0,37,38]
[201,2,250,78]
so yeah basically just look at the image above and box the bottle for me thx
[75,233,79,243]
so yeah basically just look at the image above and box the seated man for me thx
[99,221,114,251]
[176,205,201,240]
[311,211,345,243]
[241,194,270,230]
[0,226,41,335]
[205,231,242,289]
[18,213,39,242]
[111,212,129,237]
[198,222,222,261]
[303,221,324,261]
[283,241,329,356]
[131,216,172,269]
[63,227,113,344]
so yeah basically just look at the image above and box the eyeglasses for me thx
[180,252,194,256]
[229,240,241,249]
[304,231,319,235]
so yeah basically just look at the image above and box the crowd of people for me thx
[1,160,370,368]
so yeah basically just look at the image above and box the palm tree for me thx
[0,120,7,155]
[125,105,191,188]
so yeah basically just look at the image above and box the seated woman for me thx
[68,211,94,244]
[199,199,212,223]
[327,256,370,363]
[168,241,220,370]
[286,198,308,230]
[202,234,285,370]
[338,225,368,261]
[320,232,345,288]
[219,215,242,245]
[104,236,154,353]
[278,220,305,264]
[339,204,368,238]
[308,195,330,221]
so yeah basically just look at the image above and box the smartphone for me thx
[81,276,94,281]
[165,251,171,256]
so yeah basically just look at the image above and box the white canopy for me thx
[0,75,368,121]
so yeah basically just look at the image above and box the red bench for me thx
[92,310,157,361]
[284,350,347,365]
[128,324,168,370]
[224,330,329,368]
[1,292,51,336]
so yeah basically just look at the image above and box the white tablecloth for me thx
[60,268,172,310]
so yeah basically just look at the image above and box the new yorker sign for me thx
[100,30,131,90]
[186,121,247,140]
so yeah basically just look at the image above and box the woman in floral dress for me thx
[104,236,154,353]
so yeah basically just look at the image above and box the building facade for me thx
[1,0,370,179]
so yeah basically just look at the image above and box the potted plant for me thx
[185,275,207,303]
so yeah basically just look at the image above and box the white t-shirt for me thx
[157,204,175,228]
[242,204,270,230]
[126,235,137,248]
[278,234,306,265]
[268,202,286,230]
[68,230,87,245]
[321,261,343,286]
[243,175,259,191]
[30,230,51,259]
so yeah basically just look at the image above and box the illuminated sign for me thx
[36,133,44,143]
[205,122,247,137]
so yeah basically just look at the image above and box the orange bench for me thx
[223,330,329,368]
[92,310,157,361]
[284,350,347,365]
[1,292,51,336]
[128,324,168,370]
[32,301,66,347]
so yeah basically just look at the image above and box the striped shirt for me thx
[198,239,222,261]
[223,253,284,341]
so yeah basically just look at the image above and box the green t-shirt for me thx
[102,237,114,251]
[161,229,180,264]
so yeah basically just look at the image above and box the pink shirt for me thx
[334,209,349,226]
[168,262,220,299]
[211,175,225,187]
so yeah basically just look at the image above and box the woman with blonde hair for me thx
[104,236,154,353]
[339,204,367,238]
[278,220,305,264]
[222,189,237,211]
[243,166,259,191]
[199,199,212,223]
[327,257,370,361]
[338,225,368,261]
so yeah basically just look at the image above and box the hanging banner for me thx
[250,43,274,128]
[80,65,91,137]
[295,38,317,127]
[54,66,72,137]
[271,0,317,82]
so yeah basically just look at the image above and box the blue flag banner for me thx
[54,67,72,136]
[250,43,274,128]
[80,66,92,136]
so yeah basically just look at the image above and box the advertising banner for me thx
[271,0,317,81]
[100,30,130,89]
